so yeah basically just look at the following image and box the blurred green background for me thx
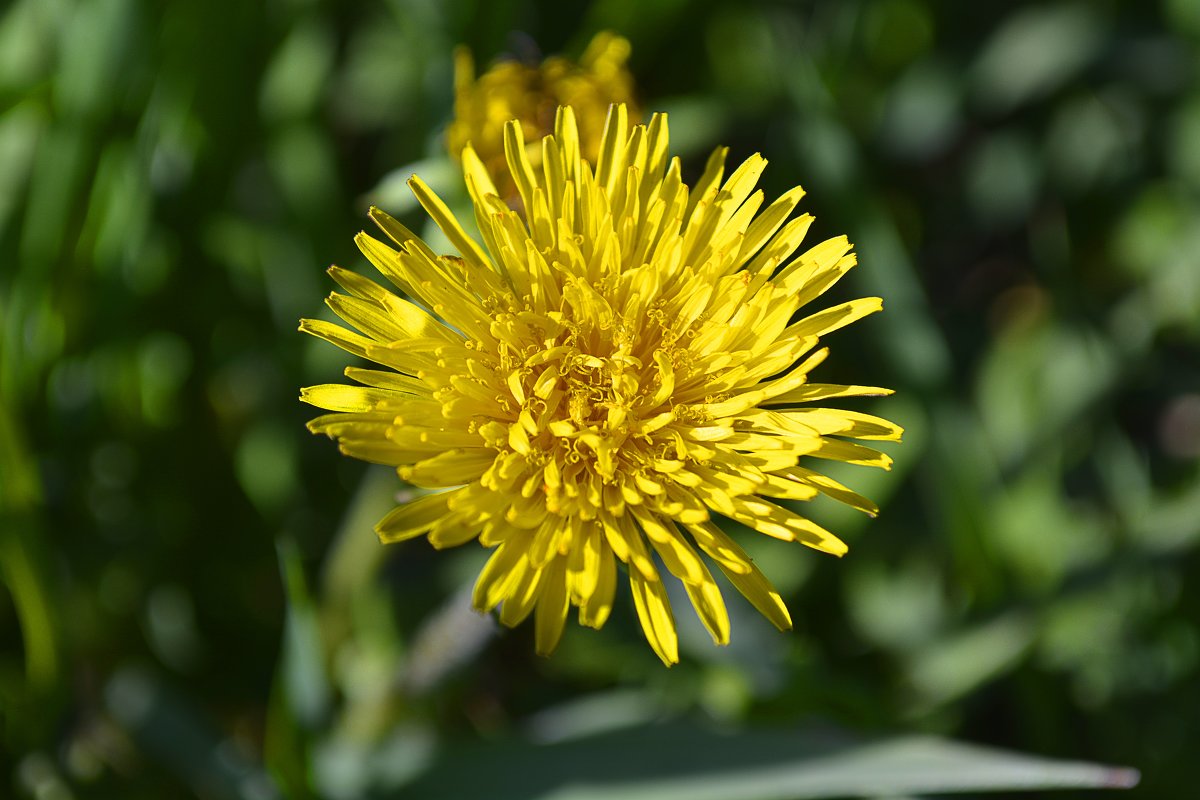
[2,0,1198,797]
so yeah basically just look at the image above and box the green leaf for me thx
[396,722,1138,799]
[970,5,1104,112]
[277,538,332,730]
[0,402,58,700]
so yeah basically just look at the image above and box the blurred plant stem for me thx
[319,468,411,742]
[317,466,396,652]
[0,399,58,691]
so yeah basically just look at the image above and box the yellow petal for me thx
[600,511,658,582]
[683,561,730,646]
[736,186,806,267]
[399,449,497,488]
[499,558,542,627]
[580,545,616,629]
[631,572,679,666]
[776,408,903,441]
[727,496,848,555]
[343,367,429,395]
[300,384,401,413]
[782,466,879,516]
[784,297,883,340]
[472,540,529,612]
[631,508,705,584]
[375,490,458,543]
[684,521,753,575]
[298,318,375,361]
[461,143,499,202]
[369,206,437,262]
[407,175,493,272]
[808,438,894,470]
[503,119,539,216]
[765,383,894,405]
[716,558,793,632]
[534,559,570,656]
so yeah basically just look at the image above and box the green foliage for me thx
[3,0,1197,797]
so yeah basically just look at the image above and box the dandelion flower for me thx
[301,104,900,665]
[446,31,637,197]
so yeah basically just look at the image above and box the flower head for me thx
[446,32,637,198]
[301,104,900,665]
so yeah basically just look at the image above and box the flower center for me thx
[459,325,679,518]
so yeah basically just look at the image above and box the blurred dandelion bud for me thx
[446,31,639,201]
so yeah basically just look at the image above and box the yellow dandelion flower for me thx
[446,31,637,198]
[301,104,901,665]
